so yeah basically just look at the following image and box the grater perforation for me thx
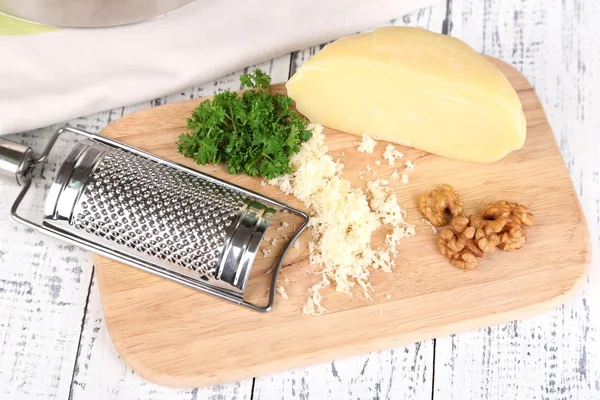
[4,126,309,312]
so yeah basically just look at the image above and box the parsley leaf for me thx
[177,69,312,179]
[240,68,271,90]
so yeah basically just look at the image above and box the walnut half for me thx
[482,200,535,227]
[481,200,534,251]
[418,184,464,227]
[438,229,480,270]
[497,221,527,251]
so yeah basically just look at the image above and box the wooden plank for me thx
[433,0,600,399]
[254,5,447,399]
[0,119,103,400]
[252,344,432,400]
[68,56,290,399]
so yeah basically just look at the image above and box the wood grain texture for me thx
[93,57,590,388]
[253,5,447,398]
[67,56,291,399]
[433,0,600,399]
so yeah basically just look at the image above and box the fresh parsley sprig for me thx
[177,69,312,179]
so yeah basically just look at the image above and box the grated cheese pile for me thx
[269,124,415,316]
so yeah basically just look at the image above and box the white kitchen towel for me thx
[0,0,440,136]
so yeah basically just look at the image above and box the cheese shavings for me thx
[401,172,409,184]
[383,144,404,166]
[422,218,438,234]
[367,179,416,256]
[276,286,288,299]
[357,134,377,153]
[269,124,415,316]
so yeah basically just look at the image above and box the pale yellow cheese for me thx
[285,26,526,163]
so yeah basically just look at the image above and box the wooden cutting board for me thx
[95,57,591,388]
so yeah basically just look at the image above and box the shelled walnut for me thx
[418,184,463,227]
[481,200,534,251]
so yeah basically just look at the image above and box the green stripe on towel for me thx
[0,14,58,35]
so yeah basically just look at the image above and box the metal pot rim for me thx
[0,0,197,28]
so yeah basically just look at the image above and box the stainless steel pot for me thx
[0,0,197,28]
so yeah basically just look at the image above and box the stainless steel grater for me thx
[0,126,309,312]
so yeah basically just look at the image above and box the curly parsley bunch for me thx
[177,69,312,179]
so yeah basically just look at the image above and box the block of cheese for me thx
[285,27,526,163]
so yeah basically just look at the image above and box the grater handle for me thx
[0,137,34,186]
[0,128,65,186]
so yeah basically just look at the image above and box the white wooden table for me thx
[1,1,599,399]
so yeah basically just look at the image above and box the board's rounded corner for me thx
[101,318,192,389]
[561,261,590,302]
[538,257,591,317]
[557,207,594,304]
[121,353,188,389]
[99,97,204,140]
[484,55,528,79]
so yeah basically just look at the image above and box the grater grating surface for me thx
[73,147,246,279]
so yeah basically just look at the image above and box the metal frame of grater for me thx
[0,126,309,312]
